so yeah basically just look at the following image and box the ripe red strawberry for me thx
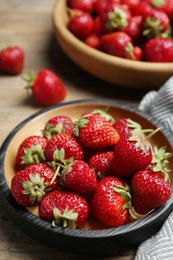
[101,31,139,60]
[67,0,94,12]
[23,69,67,106]
[39,189,89,228]
[131,169,171,214]
[93,0,120,15]
[121,0,140,12]
[112,118,153,137]
[71,113,119,148]
[67,9,94,40]
[44,130,84,163]
[132,1,152,17]
[15,135,48,169]
[144,0,173,17]
[0,46,24,75]
[144,37,173,62]
[124,15,143,45]
[61,160,97,194]
[11,163,58,207]
[100,2,132,33]
[142,9,170,38]
[88,151,114,179]
[131,146,172,215]
[126,46,142,61]
[85,33,102,50]
[111,128,154,177]
[42,115,74,140]
[89,176,132,227]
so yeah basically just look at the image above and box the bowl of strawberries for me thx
[53,0,173,89]
[0,99,173,256]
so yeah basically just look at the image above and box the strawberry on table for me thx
[89,176,133,227]
[44,130,84,163]
[61,160,97,194]
[15,135,48,169]
[39,189,89,228]
[88,151,114,180]
[0,45,24,75]
[144,37,173,62]
[11,163,58,207]
[23,69,67,106]
[42,115,74,141]
[131,146,172,215]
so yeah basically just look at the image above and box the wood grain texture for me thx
[0,0,152,259]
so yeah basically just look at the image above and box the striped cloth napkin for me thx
[135,76,173,260]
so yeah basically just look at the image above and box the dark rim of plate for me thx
[0,99,173,239]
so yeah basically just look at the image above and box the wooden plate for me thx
[0,99,173,256]
[52,0,173,89]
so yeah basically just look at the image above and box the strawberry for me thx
[67,9,94,40]
[143,0,173,17]
[89,176,132,227]
[11,163,58,207]
[131,146,172,214]
[23,69,67,106]
[0,46,24,75]
[67,0,94,12]
[85,33,102,50]
[110,127,158,177]
[121,0,140,12]
[123,15,143,45]
[144,37,173,62]
[125,46,142,61]
[100,2,132,33]
[112,118,153,137]
[42,115,74,141]
[15,135,48,169]
[39,189,89,228]
[132,1,152,17]
[93,0,121,15]
[101,31,139,60]
[44,130,84,163]
[71,112,119,148]
[61,160,97,194]
[142,9,170,38]
[88,151,114,179]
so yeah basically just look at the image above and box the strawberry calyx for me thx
[143,16,163,38]
[42,122,64,141]
[113,183,137,219]
[22,173,50,203]
[66,7,83,18]
[151,0,164,8]
[91,107,115,124]
[107,7,128,31]
[21,71,35,91]
[124,42,136,60]
[126,118,153,136]
[148,145,173,182]
[21,143,46,166]
[52,205,78,229]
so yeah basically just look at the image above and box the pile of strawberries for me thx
[11,107,172,229]
[66,0,173,62]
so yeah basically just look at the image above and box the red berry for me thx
[0,46,24,75]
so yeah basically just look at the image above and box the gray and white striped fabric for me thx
[135,76,173,260]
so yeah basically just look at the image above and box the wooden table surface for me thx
[0,1,154,259]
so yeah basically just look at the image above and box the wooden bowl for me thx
[0,99,173,256]
[52,0,173,89]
